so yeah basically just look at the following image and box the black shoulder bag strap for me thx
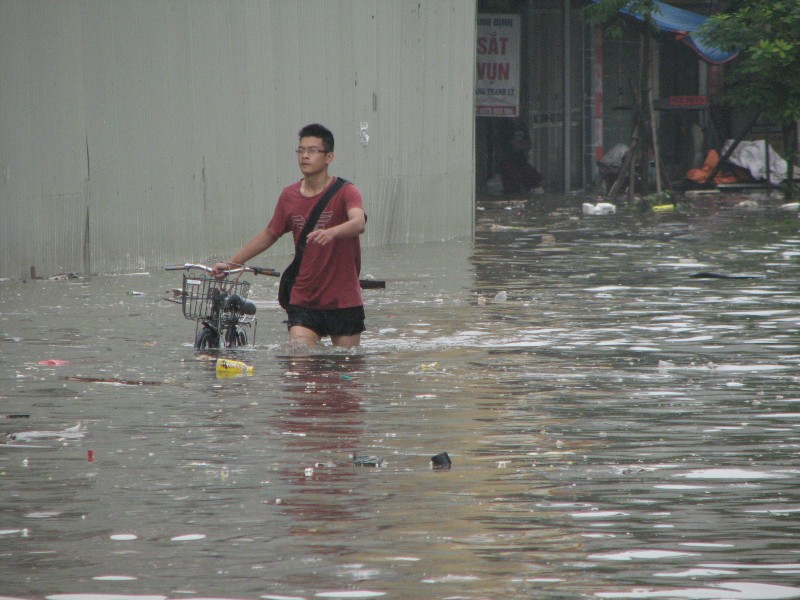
[278,177,349,308]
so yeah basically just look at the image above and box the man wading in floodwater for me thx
[212,123,366,348]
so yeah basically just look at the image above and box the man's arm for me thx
[212,227,279,276]
[306,207,365,247]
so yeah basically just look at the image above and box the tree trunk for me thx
[647,36,662,194]
[635,32,649,200]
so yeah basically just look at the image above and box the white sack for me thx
[722,139,790,185]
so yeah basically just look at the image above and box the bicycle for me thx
[164,263,279,350]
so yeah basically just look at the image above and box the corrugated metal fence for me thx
[0,0,475,278]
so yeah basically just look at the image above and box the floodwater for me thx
[2,192,800,600]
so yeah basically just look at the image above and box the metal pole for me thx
[563,0,571,192]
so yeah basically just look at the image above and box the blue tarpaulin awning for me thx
[597,0,739,65]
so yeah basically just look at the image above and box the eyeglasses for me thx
[295,147,329,156]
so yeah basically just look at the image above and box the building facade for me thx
[1,0,729,279]
[0,1,476,278]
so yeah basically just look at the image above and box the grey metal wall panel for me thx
[0,0,475,278]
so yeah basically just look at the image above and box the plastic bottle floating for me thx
[215,358,254,376]
[582,202,616,216]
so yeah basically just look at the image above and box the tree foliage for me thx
[582,0,660,38]
[584,0,800,128]
[586,0,798,195]
[701,1,800,127]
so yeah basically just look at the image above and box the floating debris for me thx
[431,452,452,470]
[351,454,386,468]
[652,204,675,212]
[216,358,254,375]
[734,199,759,211]
[4,422,84,444]
[64,376,163,386]
[690,272,763,280]
[48,273,80,281]
[171,533,206,542]
[493,291,508,303]
[582,202,616,216]
[539,233,556,246]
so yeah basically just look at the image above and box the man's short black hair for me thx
[299,123,334,152]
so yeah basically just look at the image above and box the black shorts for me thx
[285,305,366,337]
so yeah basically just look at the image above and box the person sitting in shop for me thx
[498,118,542,195]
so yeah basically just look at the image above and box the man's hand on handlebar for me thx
[211,261,231,280]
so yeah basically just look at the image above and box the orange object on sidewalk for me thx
[686,149,740,184]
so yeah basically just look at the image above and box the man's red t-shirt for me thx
[267,177,364,310]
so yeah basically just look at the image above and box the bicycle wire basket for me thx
[181,275,251,321]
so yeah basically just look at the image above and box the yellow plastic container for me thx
[652,204,675,212]
[215,358,254,376]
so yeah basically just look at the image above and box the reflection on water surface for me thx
[2,193,800,599]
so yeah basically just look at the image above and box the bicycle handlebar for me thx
[251,266,281,277]
[164,263,280,277]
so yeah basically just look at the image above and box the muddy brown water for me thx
[2,193,800,599]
